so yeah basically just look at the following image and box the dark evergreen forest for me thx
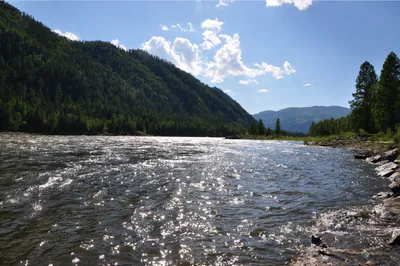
[310,52,400,137]
[0,2,255,136]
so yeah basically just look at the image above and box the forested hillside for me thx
[0,2,254,136]
[253,106,350,133]
[310,52,400,137]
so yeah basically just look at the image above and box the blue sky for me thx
[9,0,400,114]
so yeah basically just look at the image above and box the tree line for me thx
[310,51,400,136]
[249,118,306,137]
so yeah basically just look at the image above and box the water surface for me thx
[0,134,387,265]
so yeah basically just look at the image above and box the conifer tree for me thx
[349,61,377,132]
[375,52,400,132]
[275,118,281,136]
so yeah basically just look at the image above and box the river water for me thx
[0,134,388,265]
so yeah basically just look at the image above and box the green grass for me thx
[359,210,370,219]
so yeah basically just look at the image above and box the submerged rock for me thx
[311,235,328,248]
[354,153,370,159]
[388,229,400,245]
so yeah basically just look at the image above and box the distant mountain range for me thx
[253,106,351,133]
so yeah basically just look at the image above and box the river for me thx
[0,134,388,265]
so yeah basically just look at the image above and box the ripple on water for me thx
[0,134,390,265]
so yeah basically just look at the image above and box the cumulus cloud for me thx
[304,83,312,86]
[239,79,259,85]
[141,36,202,76]
[258,89,270,93]
[200,30,222,50]
[160,24,169,31]
[205,33,295,83]
[200,19,224,50]
[204,33,265,83]
[266,0,313,11]
[201,19,224,32]
[111,39,127,51]
[144,20,296,83]
[223,89,233,93]
[216,0,233,8]
[254,61,296,80]
[53,29,79,41]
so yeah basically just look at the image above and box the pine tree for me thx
[250,121,258,135]
[266,127,272,136]
[375,52,400,131]
[349,61,377,133]
[257,119,265,136]
[275,118,281,136]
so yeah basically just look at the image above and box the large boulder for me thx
[379,169,396,177]
[375,162,398,172]
[389,181,400,195]
[389,172,400,183]
[366,155,382,164]
[388,229,400,245]
[376,162,398,177]
[383,197,400,215]
[382,148,399,162]
[373,191,393,199]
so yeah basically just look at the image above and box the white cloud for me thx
[223,89,233,93]
[188,23,195,32]
[239,79,259,85]
[169,23,195,32]
[258,89,270,93]
[141,36,202,76]
[177,24,186,32]
[160,24,169,31]
[200,19,224,50]
[204,33,296,83]
[284,61,296,74]
[145,20,296,84]
[111,39,127,51]
[254,61,296,80]
[304,83,312,86]
[216,0,233,8]
[201,19,224,32]
[204,33,265,83]
[53,29,79,41]
[200,30,222,50]
[266,0,313,11]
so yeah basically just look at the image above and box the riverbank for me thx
[291,141,400,265]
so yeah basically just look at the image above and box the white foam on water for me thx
[60,178,73,187]
[39,176,62,189]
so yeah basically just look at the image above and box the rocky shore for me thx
[291,142,400,265]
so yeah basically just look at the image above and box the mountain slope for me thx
[253,106,350,133]
[0,2,254,136]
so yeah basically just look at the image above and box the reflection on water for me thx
[0,134,387,265]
